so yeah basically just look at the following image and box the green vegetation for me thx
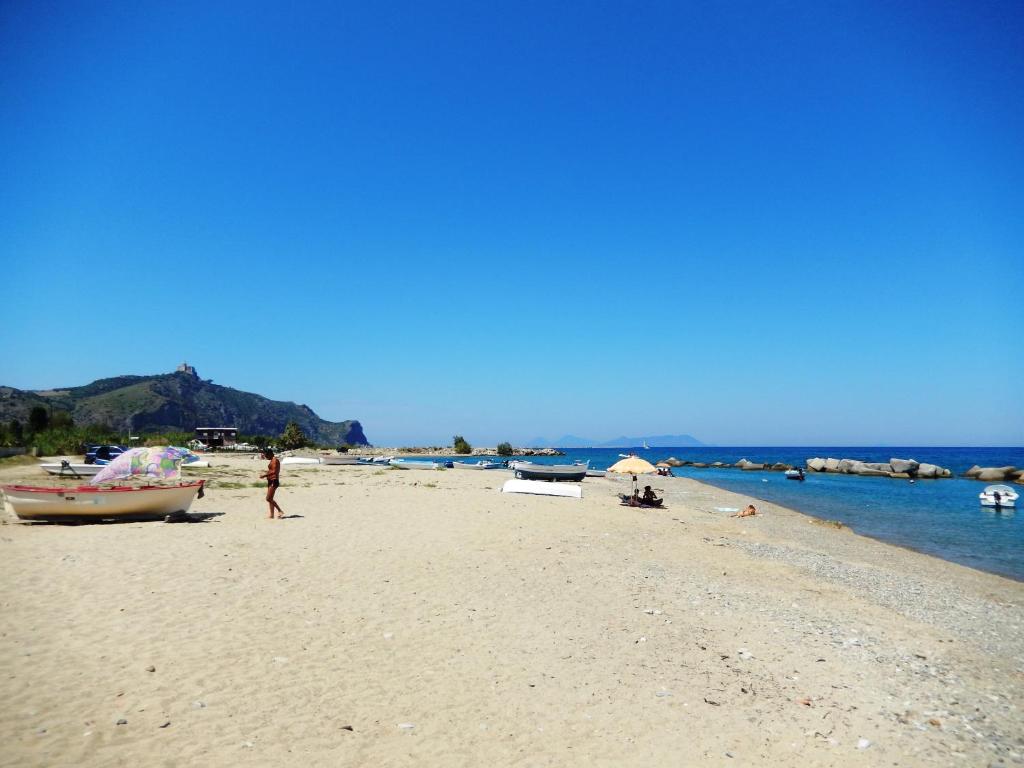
[453,435,472,454]
[28,406,49,433]
[496,441,513,456]
[280,421,308,450]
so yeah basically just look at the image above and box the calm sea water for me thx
[484,447,1024,581]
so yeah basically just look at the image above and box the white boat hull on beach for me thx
[281,457,321,466]
[2,482,205,521]
[319,456,361,465]
[501,479,582,498]
[453,461,502,470]
[38,463,102,477]
[389,459,443,470]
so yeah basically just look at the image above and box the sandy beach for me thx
[1,455,1021,767]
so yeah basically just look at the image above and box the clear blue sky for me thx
[1,1,1021,446]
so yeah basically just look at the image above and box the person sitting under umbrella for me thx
[641,486,663,506]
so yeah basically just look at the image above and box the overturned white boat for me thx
[281,456,321,466]
[2,481,205,522]
[453,460,502,470]
[501,479,582,498]
[980,484,1018,508]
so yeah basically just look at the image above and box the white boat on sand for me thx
[501,479,582,498]
[281,456,321,466]
[453,460,502,470]
[320,456,361,465]
[2,481,205,522]
[39,462,102,477]
[389,458,443,470]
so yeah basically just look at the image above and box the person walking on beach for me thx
[260,448,284,519]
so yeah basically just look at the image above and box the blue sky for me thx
[1,1,1021,446]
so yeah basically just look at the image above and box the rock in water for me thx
[890,458,919,474]
[974,466,1016,481]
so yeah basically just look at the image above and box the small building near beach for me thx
[195,426,237,448]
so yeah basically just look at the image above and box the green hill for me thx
[0,370,368,446]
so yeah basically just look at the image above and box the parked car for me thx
[84,445,128,464]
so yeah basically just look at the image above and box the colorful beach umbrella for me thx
[90,446,196,485]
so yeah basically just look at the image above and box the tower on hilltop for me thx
[176,361,198,378]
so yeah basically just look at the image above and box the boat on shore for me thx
[320,456,361,465]
[501,479,582,498]
[2,481,205,522]
[39,461,102,478]
[281,456,321,466]
[453,460,502,470]
[389,458,443,470]
[514,464,587,482]
[980,484,1018,508]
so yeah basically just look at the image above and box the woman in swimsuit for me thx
[260,448,285,519]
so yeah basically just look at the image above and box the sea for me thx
[481,447,1024,582]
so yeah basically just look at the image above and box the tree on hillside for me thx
[453,435,472,454]
[50,411,74,429]
[9,419,24,444]
[496,441,513,457]
[28,407,49,433]
[280,421,308,450]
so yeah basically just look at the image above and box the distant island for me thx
[0,363,368,446]
[527,434,704,448]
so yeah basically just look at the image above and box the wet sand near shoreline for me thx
[1,455,1021,766]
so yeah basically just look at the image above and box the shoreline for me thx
[1,456,1021,765]
[682,473,1024,584]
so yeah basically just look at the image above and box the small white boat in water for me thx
[39,462,102,477]
[2,481,205,521]
[389,458,443,470]
[501,479,582,498]
[980,484,1018,508]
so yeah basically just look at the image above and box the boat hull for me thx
[2,482,205,521]
[502,479,582,498]
[39,463,102,477]
[320,457,361,465]
[389,459,442,470]
[281,457,321,465]
[514,466,587,482]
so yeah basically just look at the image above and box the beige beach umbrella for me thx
[607,456,658,493]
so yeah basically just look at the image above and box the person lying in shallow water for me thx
[731,504,758,518]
